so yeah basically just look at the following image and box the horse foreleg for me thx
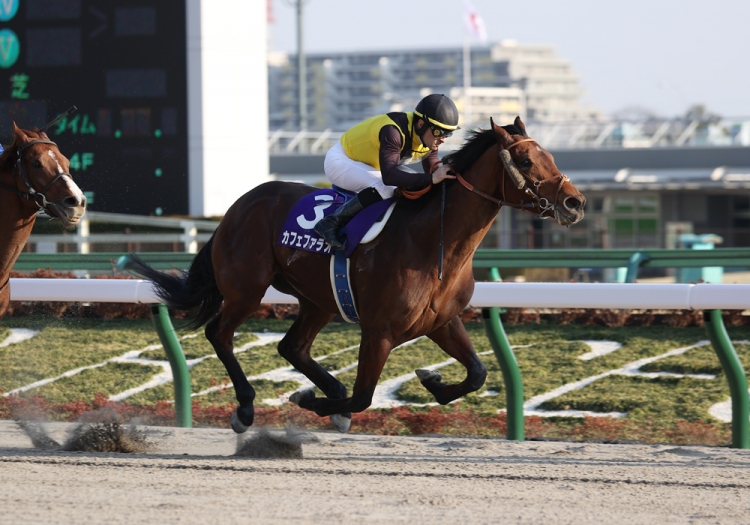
[294,336,392,418]
[419,316,487,405]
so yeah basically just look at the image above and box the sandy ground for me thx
[1,420,749,525]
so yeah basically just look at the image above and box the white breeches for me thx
[324,142,415,199]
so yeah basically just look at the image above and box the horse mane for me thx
[396,124,527,210]
[441,124,525,176]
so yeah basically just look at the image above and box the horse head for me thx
[490,116,585,226]
[3,123,86,227]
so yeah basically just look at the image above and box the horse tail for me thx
[126,236,223,330]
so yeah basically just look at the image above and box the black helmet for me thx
[414,94,460,131]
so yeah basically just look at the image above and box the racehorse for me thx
[129,117,585,433]
[0,123,87,318]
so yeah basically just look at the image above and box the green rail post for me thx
[150,304,193,428]
[704,310,749,449]
[624,251,650,283]
[481,267,524,441]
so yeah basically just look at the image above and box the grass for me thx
[139,332,259,361]
[0,327,9,343]
[538,374,730,422]
[2,316,749,445]
[0,317,159,392]
[640,342,750,375]
[29,362,162,404]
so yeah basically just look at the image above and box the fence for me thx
[14,247,750,283]
[27,211,219,256]
[7,278,749,448]
[269,117,750,154]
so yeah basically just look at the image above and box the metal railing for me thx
[270,116,750,153]
[27,211,219,255]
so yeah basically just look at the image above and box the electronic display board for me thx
[0,0,188,215]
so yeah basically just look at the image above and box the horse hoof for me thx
[230,410,250,434]
[289,389,315,407]
[415,369,442,383]
[330,414,352,433]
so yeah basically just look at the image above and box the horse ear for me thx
[514,116,528,137]
[12,121,29,144]
[491,117,513,148]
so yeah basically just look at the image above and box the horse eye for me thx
[519,158,532,169]
[32,160,42,168]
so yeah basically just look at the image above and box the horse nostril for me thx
[564,196,582,211]
[63,195,82,208]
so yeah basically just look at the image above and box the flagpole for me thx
[463,32,471,127]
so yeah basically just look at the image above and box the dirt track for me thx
[1,420,749,524]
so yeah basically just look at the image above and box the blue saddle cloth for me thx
[278,187,394,258]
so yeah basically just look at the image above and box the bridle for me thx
[0,139,73,212]
[454,138,570,220]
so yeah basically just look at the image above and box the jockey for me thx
[314,93,459,250]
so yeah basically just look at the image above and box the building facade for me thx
[268,40,600,131]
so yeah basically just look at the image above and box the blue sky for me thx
[269,0,750,118]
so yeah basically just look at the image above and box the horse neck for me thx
[0,166,37,284]
[410,147,504,271]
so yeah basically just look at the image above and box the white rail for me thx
[8,279,297,304]
[8,279,750,310]
[470,283,750,310]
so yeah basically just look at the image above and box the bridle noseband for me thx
[454,138,570,219]
[0,139,73,211]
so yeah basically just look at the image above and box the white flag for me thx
[463,0,488,42]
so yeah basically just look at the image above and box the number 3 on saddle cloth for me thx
[278,187,396,324]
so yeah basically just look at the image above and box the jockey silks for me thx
[341,111,432,169]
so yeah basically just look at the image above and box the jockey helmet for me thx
[414,94,460,137]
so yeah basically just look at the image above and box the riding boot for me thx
[314,187,382,251]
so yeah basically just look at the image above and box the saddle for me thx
[278,187,397,324]
[278,187,396,258]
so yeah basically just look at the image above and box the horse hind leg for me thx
[205,286,270,433]
[419,316,487,405]
[278,298,352,432]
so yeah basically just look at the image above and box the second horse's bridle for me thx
[0,139,74,211]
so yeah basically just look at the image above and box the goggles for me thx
[429,125,453,138]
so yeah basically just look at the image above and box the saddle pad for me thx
[279,188,394,257]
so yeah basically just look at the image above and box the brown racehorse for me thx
[0,124,87,318]
[129,117,585,433]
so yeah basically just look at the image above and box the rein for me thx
[0,139,73,211]
[409,136,570,279]
[454,138,570,219]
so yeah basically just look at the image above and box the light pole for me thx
[296,0,307,129]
